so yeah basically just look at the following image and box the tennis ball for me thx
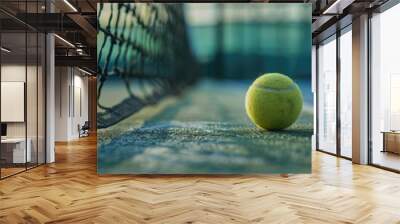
[245,73,303,130]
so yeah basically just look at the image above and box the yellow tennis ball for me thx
[245,73,303,130]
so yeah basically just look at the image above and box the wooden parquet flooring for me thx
[1,135,400,224]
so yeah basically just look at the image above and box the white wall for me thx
[1,82,25,122]
[55,67,69,141]
[1,65,26,81]
[73,73,89,137]
[1,65,42,137]
[1,65,26,139]
[55,67,89,141]
[1,63,46,164]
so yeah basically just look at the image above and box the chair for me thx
[78,121,90,138]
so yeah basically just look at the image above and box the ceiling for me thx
[0,0,392,73]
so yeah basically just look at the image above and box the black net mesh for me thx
[97,3,198,129]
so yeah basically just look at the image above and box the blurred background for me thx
[186,4,310,80]
[97,3,312,174]
[97,3,311,129]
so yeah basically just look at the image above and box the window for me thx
[339,28,352,158]
[317,35,337,154]
[370,3,400,171]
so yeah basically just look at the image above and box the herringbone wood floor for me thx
[1,135,400,224]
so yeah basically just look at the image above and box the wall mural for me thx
[97,3,312,174]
